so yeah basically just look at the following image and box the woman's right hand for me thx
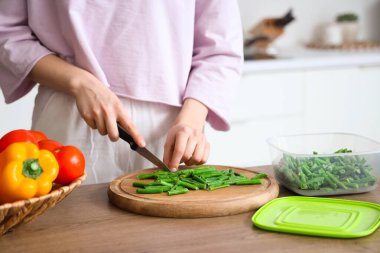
[29,54,145,146]
[70,71,145,145]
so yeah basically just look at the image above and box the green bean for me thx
[325,171,348,190]
[287,170,302,186]
[252,173,267,180]
[158,180,174,187]
[305,177,324,190]
[343,182,359,189]
[132,182,147,188]
[301,164,313,177]
[192,167,217,175]
[176,168,194,175]
[205,176,223,183]
[233,172,244,177]
[146,182,166,186]
[200,172,224,179]
[180,178,206,189]
[144,186,172,192]
[136,188,163,194]
[208,184,230,191]
[178,180,199,190]
[207,180,225,187]
[235,179,262,185]
[137,173,157,180]
[168,186,189,196]
[224,176,248,185]
[335,148,352,154]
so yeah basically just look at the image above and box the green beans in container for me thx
[267,133,380,196]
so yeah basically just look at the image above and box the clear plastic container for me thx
[267,133,380,196]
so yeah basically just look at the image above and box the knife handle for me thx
[117,124,138,151]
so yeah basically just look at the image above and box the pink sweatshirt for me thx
[0,0,243,131]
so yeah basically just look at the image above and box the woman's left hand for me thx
[163,99,209,172]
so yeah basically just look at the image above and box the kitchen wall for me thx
[238,0,380,46]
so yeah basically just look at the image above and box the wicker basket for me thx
[0,173,86,236]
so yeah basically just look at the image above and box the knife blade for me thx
[117,124,169,171]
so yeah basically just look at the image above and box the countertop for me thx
[244,46,380,73]
[1,166,379,253]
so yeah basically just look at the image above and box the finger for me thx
[200,141,210,165]
[84,118,97,130]
[94,111,107,136]
[187,136,206,165]
[105,114,118,142]
[181,137,197,163]
[184,157,196,166]
[183,139,199,166]
[80,110,97,129]
[118,115,145,147]
[168,132,189,171]
[163,134,174,170]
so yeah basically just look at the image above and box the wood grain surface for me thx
[1,166,379,253]
[108,165,279,218]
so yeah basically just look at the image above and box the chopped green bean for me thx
[192,167,217,175]
[207,180,225,187]
[137,173,157,180]
[136,188,163,194]
[235,179,262,185]
[178,180,199,190]
[252,173,268,180]
[132,182,147,188]
[276,148,377,193]
[208,184,230,191]
[133,166,264,196]
[158,180,174,187]
[168,186,189,196]
[144,186,172,192]
[193,175,206,184]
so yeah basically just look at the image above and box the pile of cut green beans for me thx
[133,166,267,196]
[276,148,377,192]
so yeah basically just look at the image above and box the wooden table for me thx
[1,166,379,253]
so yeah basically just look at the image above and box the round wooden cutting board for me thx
[108,165,279,218]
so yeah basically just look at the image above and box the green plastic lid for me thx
[252,196,380,238]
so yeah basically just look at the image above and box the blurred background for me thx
[239,0,380,48]
[206,0,380,166]
[1,0,380,167]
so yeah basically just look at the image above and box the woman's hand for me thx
[28,55,145,146]
[163,99,209,171]
[70,72,145,145]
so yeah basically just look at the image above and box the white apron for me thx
[31,86,180,184]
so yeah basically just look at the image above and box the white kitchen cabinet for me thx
[205,70,305,168]
[302,65,380,141]
[206,63,380,167]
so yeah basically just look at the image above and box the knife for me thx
[117,124,170,171]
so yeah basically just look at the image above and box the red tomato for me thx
[29,130,48,142]
[54,146,85,185]
[0,129,38,153]
[38,139,63,152]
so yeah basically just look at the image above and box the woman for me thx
[0,0,243,184]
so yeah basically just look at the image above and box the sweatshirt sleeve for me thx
[0,0,54,104]
[183,0,243,131]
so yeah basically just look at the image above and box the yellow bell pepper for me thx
[0,142,59,204]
